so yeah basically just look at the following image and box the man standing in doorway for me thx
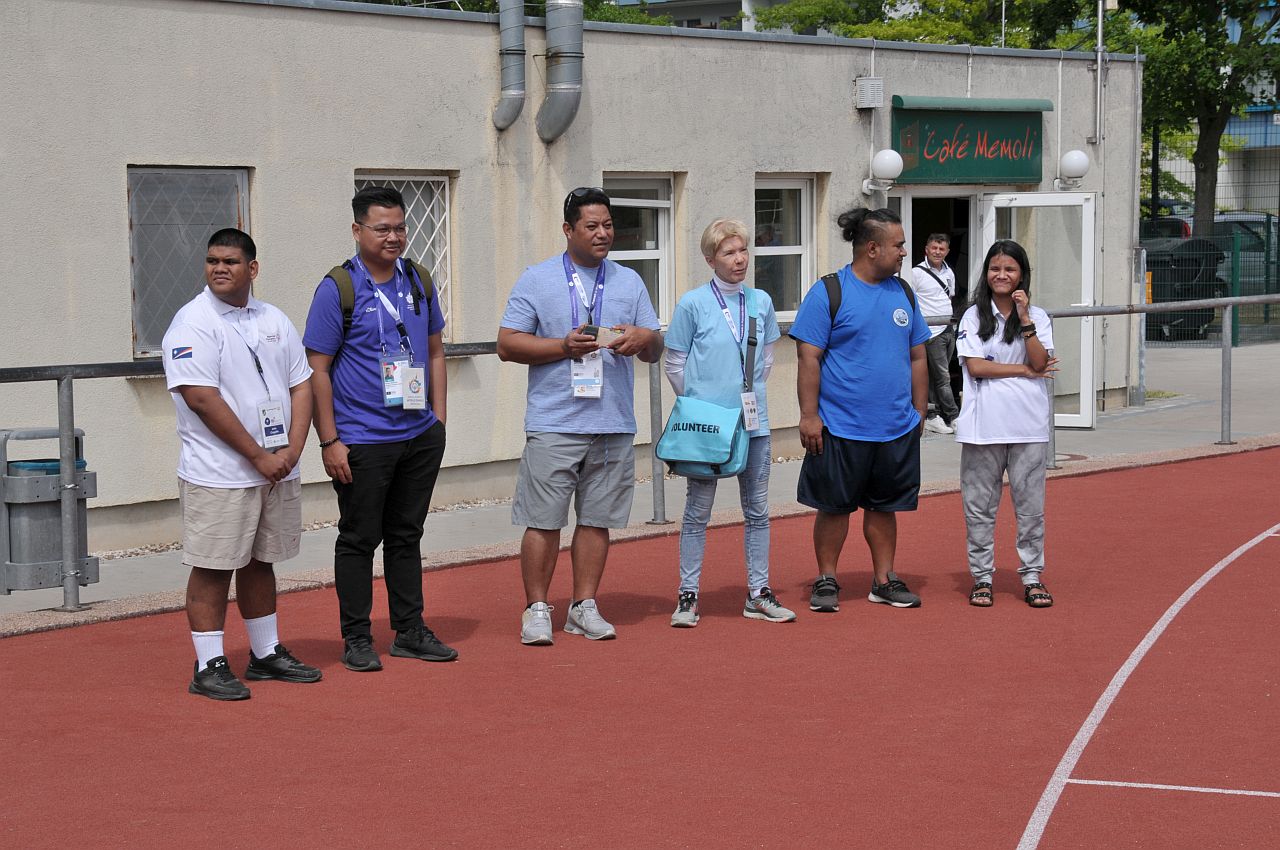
[790,207,930,613]
[497,187,664,645]
[304,186,454,672]
[912,232,960,434]
[163,228,321,700]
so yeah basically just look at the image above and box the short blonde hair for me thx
[700,218,751,259]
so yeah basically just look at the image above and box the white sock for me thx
[244,613,279,659]
[191,631,225,668]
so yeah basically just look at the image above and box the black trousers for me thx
[333,421,446,638]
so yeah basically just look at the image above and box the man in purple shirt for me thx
[303,186,454,672]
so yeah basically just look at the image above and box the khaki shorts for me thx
[179,478,302,570]
[512,432,636,530]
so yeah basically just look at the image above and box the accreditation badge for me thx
[257,399,288,449]
[571,350,604,399]
[402,363,426,410]
[381,354,411,407]
[741,391,761,431]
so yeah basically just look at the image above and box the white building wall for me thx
[0,0,1140,547]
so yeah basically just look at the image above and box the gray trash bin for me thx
[1,430,100,595]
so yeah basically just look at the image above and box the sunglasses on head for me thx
[563,186,609,214]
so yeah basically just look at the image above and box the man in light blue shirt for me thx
[498,187,663,645]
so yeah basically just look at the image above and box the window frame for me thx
[126,166,251,359]
[753,176,813,321]
[604,175,674,324]
[354,173,454,342]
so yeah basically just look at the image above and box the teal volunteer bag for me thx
[655,288,759,480]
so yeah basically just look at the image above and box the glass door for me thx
[980,192,1096,429]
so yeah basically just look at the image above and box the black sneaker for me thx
[809,575,841,612]
[342,634,383,672]
[245,643,323,683]
[390,624,458,662]
[868,577,922,608]
[189,656,251,701]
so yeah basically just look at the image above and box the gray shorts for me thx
[512,432,636,530]
[179,478,302,570]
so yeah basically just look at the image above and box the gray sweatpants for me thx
[960,442,1047,585]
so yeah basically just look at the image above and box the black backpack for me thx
[820,272,916,322]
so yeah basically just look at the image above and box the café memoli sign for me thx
[891,96,1053,184]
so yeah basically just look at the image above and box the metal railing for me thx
[2,294,1277,611]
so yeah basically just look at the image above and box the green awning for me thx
[891,95,1054,112]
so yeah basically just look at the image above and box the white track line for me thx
[1017,522,1280,850]
[1066,779,1280,798]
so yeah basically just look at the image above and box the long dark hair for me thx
[974,240,1032,344]
[836,207,900,253]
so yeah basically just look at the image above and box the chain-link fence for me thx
[1143,118,1280,348]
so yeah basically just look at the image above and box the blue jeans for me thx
[678,435,772,595]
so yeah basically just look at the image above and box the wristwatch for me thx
[1021,322,1037,339]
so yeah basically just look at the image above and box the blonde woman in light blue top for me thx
[662,219,795,627]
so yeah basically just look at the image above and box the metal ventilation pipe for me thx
[492,0,526,130]
[536,0,583,143]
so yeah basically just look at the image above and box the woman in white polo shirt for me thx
[954,240,1059,608]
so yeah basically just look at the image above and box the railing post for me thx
[647,359,671,525]
[1046,349,1060,469]
[56,376,87,611]
[1216,305,1234,446]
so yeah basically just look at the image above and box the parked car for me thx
[1139,215,1192,240]
[1208,212,1278,296]
[1142,237,1224,340]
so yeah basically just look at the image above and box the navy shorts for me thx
[797,426,921,514]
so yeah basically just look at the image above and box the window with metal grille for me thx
[127,167,250,358]
[354,174,453,341]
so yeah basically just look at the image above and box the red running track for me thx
[3,449,1278,849]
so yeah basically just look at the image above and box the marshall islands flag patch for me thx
[171,346,194,360]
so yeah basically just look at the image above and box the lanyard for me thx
[223,308,271,398]
[708,281,750,387]
[562,252,606,326]
[352,256,413,357]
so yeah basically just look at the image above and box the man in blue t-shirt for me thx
[303,186,455,672]
[498,187,663,645]
[789,207,930,613]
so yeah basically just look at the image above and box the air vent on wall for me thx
[854,77,884,110]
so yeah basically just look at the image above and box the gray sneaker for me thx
[670,591,700,628]
[564,599,617,640]
[809,575,841,612]
[743,587,797,622]
[868,577,922,608]
[521,601,554,645]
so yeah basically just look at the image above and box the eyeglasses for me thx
[563,186,610,216]
[356,223,409,237]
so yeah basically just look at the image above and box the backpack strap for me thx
[895,275,918,313]
[821,272,842,323]
[326,262,357,340]
[822,271,916,321]
[401,257,433,316]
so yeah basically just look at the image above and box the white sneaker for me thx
[743,587,797,622]
[924,416,954,434]
[564,599,617,640]
[520,602,554,645]
[670,591,700,628]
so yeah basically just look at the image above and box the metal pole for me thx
[1046,350,1060,469]
[1217,305,1234,445]
[56,376,86,611]
[1231,229,1242,347]
[647,360,671,525]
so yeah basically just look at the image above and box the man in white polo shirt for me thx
[911,232,960,434]
[162,228,321,701]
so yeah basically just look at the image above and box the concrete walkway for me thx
[2,342,1277,634]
